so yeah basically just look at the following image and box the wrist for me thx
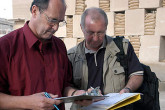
[124,87,132,93]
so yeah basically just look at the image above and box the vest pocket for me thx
[112,66,125,74]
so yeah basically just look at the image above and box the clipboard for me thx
[54,95,108,103]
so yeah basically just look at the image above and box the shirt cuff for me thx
[129,71,144,77]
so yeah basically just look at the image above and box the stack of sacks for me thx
[75,0,86,15]
[128,0,139,9]
[114,13,125,36]
[99,0,110,12]
[66,16,73,38]
[144,12,156,35]
[77,38,84,44]
[163,0,165,7]
[129,35,140,57]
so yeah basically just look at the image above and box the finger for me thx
[98,90,102,95]
[44,97,57,106]
[87,88,93,93]
[49,93,58,98]
[119,89,125,94]
[34,92,45,96]
[74,90,86,95]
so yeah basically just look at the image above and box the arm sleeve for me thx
[0,37,10,93]
[127,42,144,77]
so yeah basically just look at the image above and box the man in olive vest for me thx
[67,7,144,110]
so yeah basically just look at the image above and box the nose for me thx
[52,23,59,31]
[93,33,99,41]
[93,33,99,37]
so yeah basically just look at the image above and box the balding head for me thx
[81,7,108,30]
[30,0,66,12]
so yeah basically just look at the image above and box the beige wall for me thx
[13,0,32,21]
[12,0,165,63]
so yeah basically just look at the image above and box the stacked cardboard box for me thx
[144,12,156,35]
[66,16,73,38]
[99,0,110,12]
[128,0,139,9]
[129,35,140,57]
[75,0,86,15]
[114,13,125,36]
[163,0,165,7]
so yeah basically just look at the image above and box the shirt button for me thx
[114,70,117,73]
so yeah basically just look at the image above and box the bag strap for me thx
[113,36,129,83]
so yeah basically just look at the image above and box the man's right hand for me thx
[0,92,62,110]
[26,92,62,110]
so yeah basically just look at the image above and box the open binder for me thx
[82,93,141,110]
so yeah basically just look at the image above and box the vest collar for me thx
[74,35,121,61]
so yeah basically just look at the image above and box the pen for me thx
[44,92,60,110]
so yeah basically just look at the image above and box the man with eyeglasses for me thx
[67,7,144,110]
[0,0,92,109]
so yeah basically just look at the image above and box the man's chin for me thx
[46,33,54,38]
[91,44,102,48]
[40,35,52,41]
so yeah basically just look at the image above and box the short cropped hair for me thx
[81,7,108,29]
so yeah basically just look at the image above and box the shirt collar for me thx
[23,21,52,49]
[84,37,106,54]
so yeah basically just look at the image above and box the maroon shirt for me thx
[0,21,72,109]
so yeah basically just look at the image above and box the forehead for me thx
[85,15,106,31]
[46,0,66,20]
[86,11,105,22]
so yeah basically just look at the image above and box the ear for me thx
[80,24,83,32]
[31,5,39,17]
[80,24,86,37]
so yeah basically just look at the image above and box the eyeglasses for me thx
[40,9,67,27]
[84,29,105,37]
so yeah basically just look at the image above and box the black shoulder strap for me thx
[113,36,129,83]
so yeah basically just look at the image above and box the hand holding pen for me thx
[25,92,61,110]
[44,92,60,110]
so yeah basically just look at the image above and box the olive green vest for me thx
[67,36,129,110]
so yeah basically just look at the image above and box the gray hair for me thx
[81,7,108,29]
[30,0,66,12]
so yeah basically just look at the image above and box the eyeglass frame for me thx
[83,28,106,37]
[40,9,67,27]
